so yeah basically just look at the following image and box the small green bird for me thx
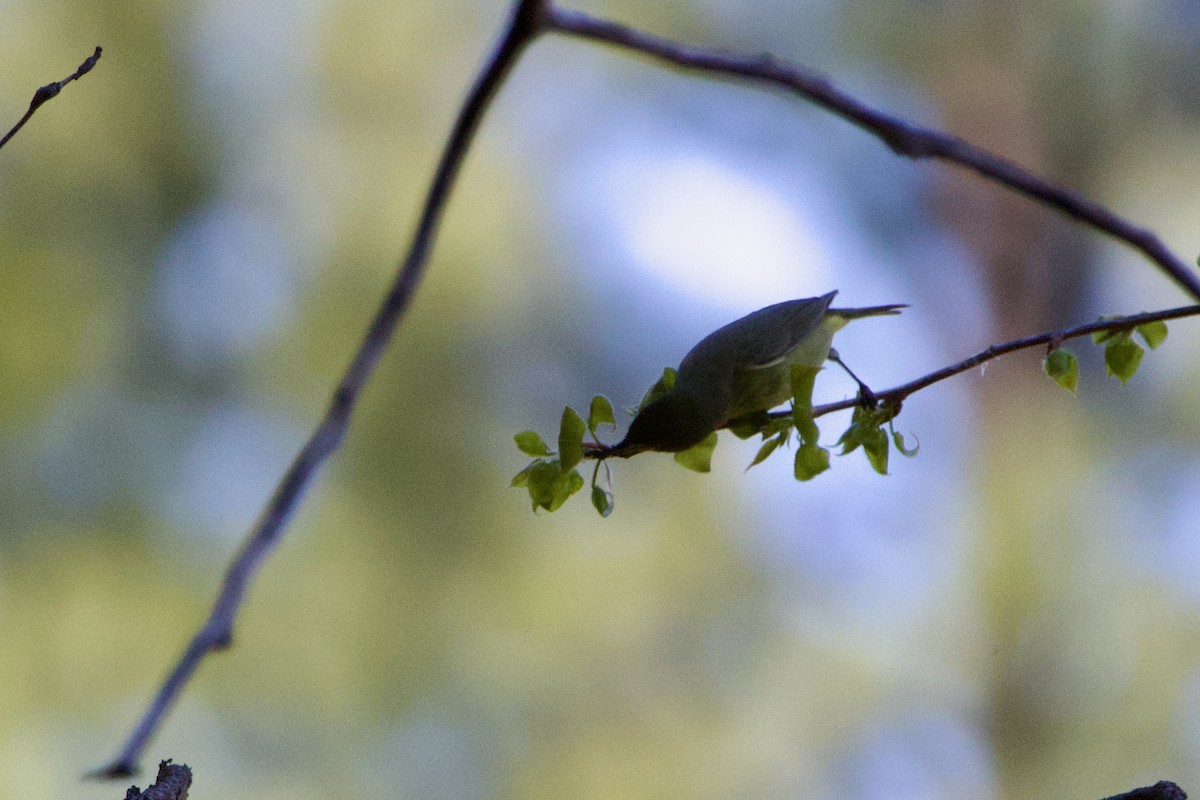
[610,291,904,456]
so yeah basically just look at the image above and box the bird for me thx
[607,291,905,457]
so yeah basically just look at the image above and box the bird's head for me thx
[611,387,726,457]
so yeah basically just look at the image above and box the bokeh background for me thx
[2,0,1200,797]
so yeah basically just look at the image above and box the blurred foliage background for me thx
[2,0,1200,797]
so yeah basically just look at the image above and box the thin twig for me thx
[545,8,1200,302]
[93,0,549,778]
[807,304,1200,419]
[0,47,102,151]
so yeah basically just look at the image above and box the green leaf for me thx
[794,443,830,481]
[559,469,585,510]
[1043,348,1079,393]
[591,485,614,518]
[761,416,794,438]
[673,432,718,473]
[794,413,820,448]
[835,405,897,474]
[526,460,584,512]
[861,424,890,475]
[514,431,552,457]
[836,405,874,455]
[890,425,920,457]
[1136,320,1168,350]
[747,434,783,470]
[1092,318,1126,344]
[511,463,534,487]
[558,406,586,472]
[587,395,616,437]
[636,368,678,411]
[837,422,862,455]
[1105,338,1144,384]
[727,411,771,439]
[526,460,564,511]
[790,365,822,447]
[789,364,820,409]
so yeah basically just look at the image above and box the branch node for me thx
[514,0,553,35]
[120,760,192,800]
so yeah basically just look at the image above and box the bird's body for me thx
[611,291,904,456]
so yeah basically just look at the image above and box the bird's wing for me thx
[677,292,837,381]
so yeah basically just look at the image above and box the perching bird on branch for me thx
[609,291,905,456]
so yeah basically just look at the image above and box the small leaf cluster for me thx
[719,366,834,479]
[514,310,1177,517]
[737,365,916,480]
[512,363,920,517]
[836,404,918,475]
[1043,319,1168,392]
[512,397,617,516]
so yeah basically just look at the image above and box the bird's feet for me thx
[828,348,878,409]
[855,382,878,409]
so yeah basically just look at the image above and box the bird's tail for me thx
[829,303,907,320]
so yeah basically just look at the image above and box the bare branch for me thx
[0,47,102,151]
[545,8,1200,302]
[94,0,550,778]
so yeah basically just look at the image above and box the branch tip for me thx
[0,45,104,150]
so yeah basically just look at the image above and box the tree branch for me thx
[93,0,549,778]
[544,8,1200,302]
[1102,782,1188,800]
[575,306,1200,461]
[0,47,102,151]
[120,760,192,800]
[807,304,1200,419]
